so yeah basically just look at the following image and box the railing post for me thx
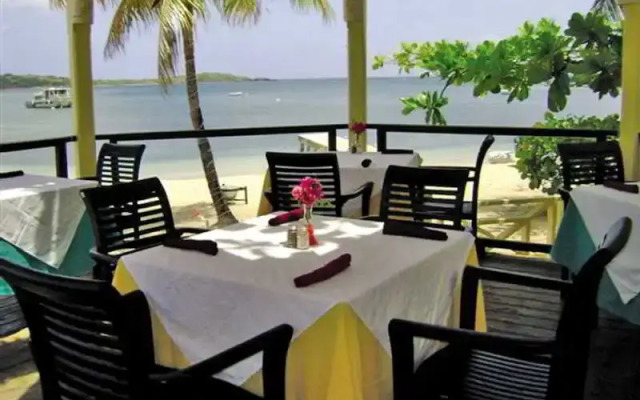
[328,128,337,151]
[376,128,387,152]
[55,142,69,178]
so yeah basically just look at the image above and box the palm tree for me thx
[592,0,622,20]
[54,0,333,227]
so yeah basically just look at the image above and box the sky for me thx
[0,0,595,80]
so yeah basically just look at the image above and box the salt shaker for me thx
[287,225,298,248]
[296,225,310,249]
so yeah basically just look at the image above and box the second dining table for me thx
[113,214,485,400]
[552,182,640,324]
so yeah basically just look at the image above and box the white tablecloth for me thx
[570,184,640,303]
[121,214,473,384]
[333,152,422,215]
[0,174,97,268]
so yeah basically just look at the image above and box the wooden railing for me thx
[0,123,617,255]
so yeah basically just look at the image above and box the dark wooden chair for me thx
[0,258,293,400]
[388,216,632,400]
[265,152,374,217]
[557,141,625,207]
[82,143,146,186]
[80,177,206,280]
[427,135,495,234]
[377,165,469,230]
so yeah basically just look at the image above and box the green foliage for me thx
[373,12,621,123]
[514,113,620,194]
[0,73,257,89]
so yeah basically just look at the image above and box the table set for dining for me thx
[1,139,639,400]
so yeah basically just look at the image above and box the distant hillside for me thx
[0,73,272,89]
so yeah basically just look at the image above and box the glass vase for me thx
[303,204,313,225]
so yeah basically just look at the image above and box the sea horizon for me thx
[0,77,621,180]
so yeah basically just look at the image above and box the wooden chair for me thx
[427,134,495,235]
[0,258,293,400]
[557,141,625,207]
[80,177,206,280]
[388,217,632,400]
[378,165,469,230]
[83,143,146,186]
[265,152,374,217]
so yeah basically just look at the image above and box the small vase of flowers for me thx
[291,177,324,246]
[349,121,367,153]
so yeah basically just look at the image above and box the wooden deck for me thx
[1,253,639,399]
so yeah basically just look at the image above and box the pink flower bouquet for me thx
[291,177,325,207]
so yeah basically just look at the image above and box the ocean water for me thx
[0,77,620,179]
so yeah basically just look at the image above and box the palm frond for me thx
[289,0,334,22]
[104,0,159,59]
[213,0,334,26]
[49,0,119,11]
[592,0,622,21]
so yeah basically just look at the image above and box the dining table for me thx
[0,173,97,295]
[113,213,486,400]
[257,152,423,217]
[551,182,640,324]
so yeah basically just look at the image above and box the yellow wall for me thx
[619,0,640,180]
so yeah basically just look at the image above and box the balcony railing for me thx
[0,123,616,254]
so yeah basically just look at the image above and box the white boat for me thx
[25,87,72,109]
[228,91,243,97]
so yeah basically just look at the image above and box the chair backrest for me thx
[380,166,469,230]
[97,143,146,186]
[0,258,155,400]
[557,141,624,191]
[266,152,342,216]
[81,177,177,256]
[549,216,632,399]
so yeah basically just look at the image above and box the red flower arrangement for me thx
[349,122,366,153]
[291,177,324,246]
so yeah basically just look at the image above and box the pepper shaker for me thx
[287,225,298,248]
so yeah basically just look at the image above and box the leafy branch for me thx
[373,12,621,123]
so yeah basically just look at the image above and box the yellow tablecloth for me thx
[113,250,486,400]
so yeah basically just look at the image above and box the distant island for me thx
[0,73,273,89]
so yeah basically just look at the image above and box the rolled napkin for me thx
[164,237,218,255]
[0,170,24,179]
[268,209,304,226]
[361,159,372,168]
[603,181,639,194]
[294,254,351,288]
[383,220,448,241]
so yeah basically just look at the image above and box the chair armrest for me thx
[89,248,118,266]
[175,227,208,237]
[151,324,293,397]
[459,266,571,329]
[361,215,383,222]
[389,318,553,351]
[388,318,553,400]
[338,182,374,217]
[77,176,98,182]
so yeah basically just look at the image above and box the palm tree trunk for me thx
[182,28,238,226]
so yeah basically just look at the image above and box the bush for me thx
[514,113,620,194]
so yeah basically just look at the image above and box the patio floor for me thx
[1,253,638,399]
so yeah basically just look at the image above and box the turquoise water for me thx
[0,77,620,178]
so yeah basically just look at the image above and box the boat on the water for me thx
[25,87,72,109]
[228,92,243,97]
